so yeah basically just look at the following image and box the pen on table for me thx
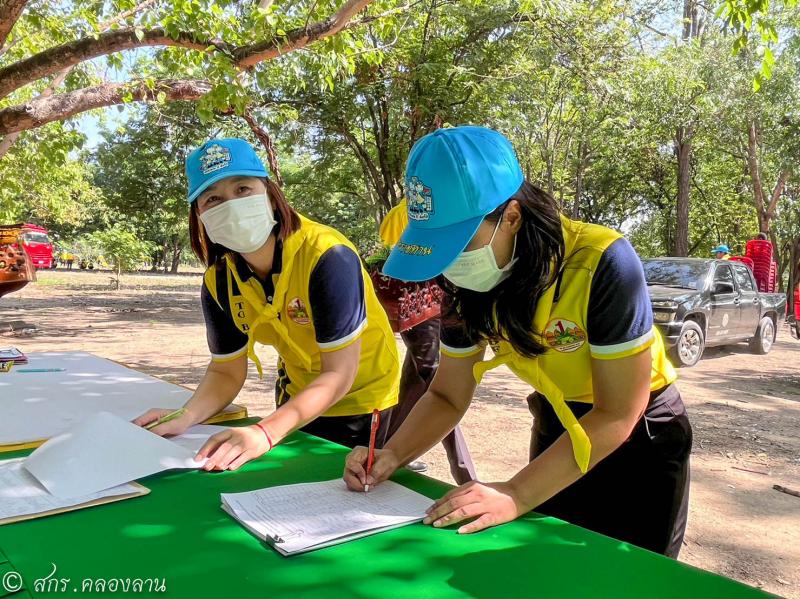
[364,408,380,494]
[15,368,66,373]
[144,408,187,430]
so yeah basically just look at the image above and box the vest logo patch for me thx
[406,176,434,221]
[287,297,311,325]
[544,318,586,353]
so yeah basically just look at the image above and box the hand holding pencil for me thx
[343,412,400,493]
[133,407,193,436]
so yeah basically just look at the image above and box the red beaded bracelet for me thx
[253,422,274,451]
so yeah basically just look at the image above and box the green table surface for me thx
[0,421,772,598]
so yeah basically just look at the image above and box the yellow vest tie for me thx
[473,348,592,473]
[470,248,592,474]
[226,256,313,378]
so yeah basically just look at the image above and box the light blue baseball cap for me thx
[711,244,731,254]
[383,126,524,282]
[185,138,269,203]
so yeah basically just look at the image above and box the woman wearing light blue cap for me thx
[344,126,692,557]
[135,138,400,471]
[711,244,731,260]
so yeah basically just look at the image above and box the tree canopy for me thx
[1,0,798,294]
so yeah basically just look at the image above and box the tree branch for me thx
[0,27,222,101]
[236,0,372,67]
[0,80,211,134]
[765,170,791,224]
[241,109,284,186]
[0,0,374,104]
[0,0,379,134]
[0,0,158,159]
[0,0,28,49]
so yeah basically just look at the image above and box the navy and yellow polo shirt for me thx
[200,216,400,417]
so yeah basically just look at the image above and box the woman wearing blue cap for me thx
[712,244,731,259]
[344,126,692,557]
[135,138,400,470]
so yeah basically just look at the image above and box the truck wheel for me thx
[749,316,775,355]
[670,321,705,367]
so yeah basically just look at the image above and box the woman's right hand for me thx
[133,408,194,437]
[343,446,401,491]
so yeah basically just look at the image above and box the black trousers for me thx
[527,384,692,558]
[298,408,394,449]
[388,317,477,485]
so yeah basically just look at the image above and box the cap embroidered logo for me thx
[200,144,232,175]
[406,176,434,221]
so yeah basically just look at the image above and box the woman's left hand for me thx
[423,481,526,534]
[196,425,271,471]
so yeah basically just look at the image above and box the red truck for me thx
[19,224,54,269]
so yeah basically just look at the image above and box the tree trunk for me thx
[746,119,790,233]
[746,119,767,231]
[674,125,692,256]
[115,261,121,291]
[162,240,170,273]
[170,237,182,274]
[571,139,587,219]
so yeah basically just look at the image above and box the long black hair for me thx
[438,181,565,358]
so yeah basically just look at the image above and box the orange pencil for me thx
[364,409,380,493]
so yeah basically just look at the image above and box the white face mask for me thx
[199,194,275,254]
[444,218,517,292]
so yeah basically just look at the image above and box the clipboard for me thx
[0,482,150,526]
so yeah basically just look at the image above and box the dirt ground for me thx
[3,269,799,598]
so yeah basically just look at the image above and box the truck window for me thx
[732,265,755,291]
[23,232,50,244]
[714,264,734,285]
[642,261,709,289]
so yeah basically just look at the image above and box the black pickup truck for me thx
[642,258,787,367]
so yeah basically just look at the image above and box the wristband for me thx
[253,422,274,451]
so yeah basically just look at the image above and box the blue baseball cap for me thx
[711,245,731,254]
[185,138,269,203]
[383,126,524,282]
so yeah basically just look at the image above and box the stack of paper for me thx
[0,346,27,365]
[221,479,433,556]
[0,413,227,524]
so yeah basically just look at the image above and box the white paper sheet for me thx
[0,351,240,446]
[166,424,228,455]
[23,413,225,498]
[221,479,432,555]
[0,458,142,522]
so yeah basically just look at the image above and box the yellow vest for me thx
[379,200,408,247]
[204,215,400,417]
[462,216,677,473]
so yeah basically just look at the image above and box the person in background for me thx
[712,244,731,260]
[379,200,476,484]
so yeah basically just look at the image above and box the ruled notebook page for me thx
[221,478,432,555]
